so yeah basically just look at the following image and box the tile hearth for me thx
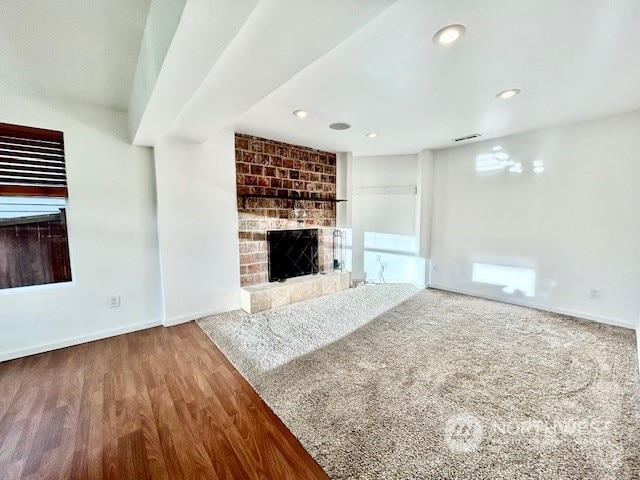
[240,271,351,314]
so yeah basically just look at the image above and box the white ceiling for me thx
[4,0,639,154]
[227,0,640,154]
[132,0,397,146]
[0,0,150,111]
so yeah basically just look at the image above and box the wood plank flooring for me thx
[0,322,330,480]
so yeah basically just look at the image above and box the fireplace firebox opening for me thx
[267,228,319,282]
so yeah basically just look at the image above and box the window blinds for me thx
[0,122,67,197]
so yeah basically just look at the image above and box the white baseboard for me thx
[163,304,240,327]
[429,284,635,330]
[364,279,425,289]
[0,318,162,362]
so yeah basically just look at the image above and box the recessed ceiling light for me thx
[329,122,350,130]
[433,24,466,46]
[496,89,521,99]
[366,133,378,139]
[293,110,308,118]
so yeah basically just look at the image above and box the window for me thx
[0,122,72,289]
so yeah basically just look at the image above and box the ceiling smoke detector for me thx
[452,133,481,142]
[329,122,351,130]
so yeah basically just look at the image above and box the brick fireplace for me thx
[235,133,337,287]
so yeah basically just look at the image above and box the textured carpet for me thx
[197,285,640,479]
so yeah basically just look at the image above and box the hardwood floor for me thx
[0,322,330,480]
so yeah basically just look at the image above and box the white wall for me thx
[430,110,640,328]
[0,92,162,361]
[415,149,435,287]
[336,151,351,229]
[347,154,420,284]
[154,132,240,325]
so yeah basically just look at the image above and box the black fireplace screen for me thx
[267,228,319,282]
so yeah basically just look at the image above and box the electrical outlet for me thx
[108,295,121,308]
[432,264,439,272]
[376,254,381,262]
[589,288,600,300]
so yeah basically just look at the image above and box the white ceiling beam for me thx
[129,0,260,146]
[166,0,398,143]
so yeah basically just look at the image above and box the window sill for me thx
[0,281,75,296]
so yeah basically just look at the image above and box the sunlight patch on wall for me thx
[475,146,544,175]
[472,263,536,297]
[364,231,417,283]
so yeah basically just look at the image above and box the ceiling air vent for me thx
[452,133,481,142]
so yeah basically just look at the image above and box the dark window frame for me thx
[0,122,72,289]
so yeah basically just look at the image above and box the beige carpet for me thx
[197,285,640,479]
